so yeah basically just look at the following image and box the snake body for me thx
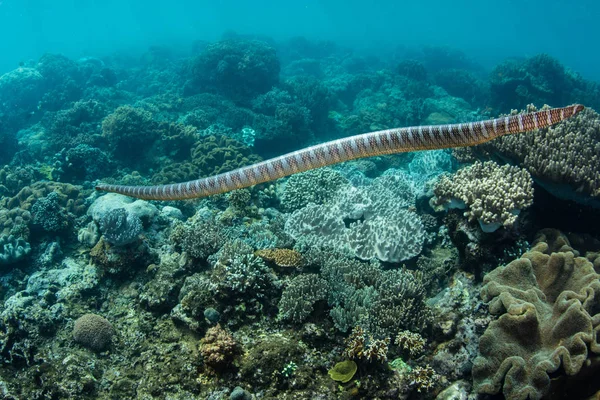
[96,104,584,200]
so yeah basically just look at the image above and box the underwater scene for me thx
[1,1,600,399]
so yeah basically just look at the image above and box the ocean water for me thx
[1,1,600,399]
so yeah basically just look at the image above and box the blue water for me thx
[1,0,599,80]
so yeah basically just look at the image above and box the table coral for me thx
[473,229,600,400]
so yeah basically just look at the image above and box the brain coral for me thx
[472,229,600,400]
[72,313,114,352]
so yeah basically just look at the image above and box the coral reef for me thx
[190,39,280,102]
[101,105,161,164]
[490,54,600,113]
[1,34,600,400]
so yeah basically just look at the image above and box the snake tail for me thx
[95,104,584,200]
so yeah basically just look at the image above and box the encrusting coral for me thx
[431,161,533,232]
[255,248,303,268]
[472,229,600,400]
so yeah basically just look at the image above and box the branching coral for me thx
[344,326,390,363]
[280,168,349,212]
[277,274,328,323]
[431,161,533,232]
[473,229,600,400]
[199,324,237,372]
[395,330,426,358]
[482,106,600,202]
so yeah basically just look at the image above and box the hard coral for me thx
[31,192,70,233]
[255,248,303,268]
[482,106,600,202]
[432,161,533,232]
[99,208,143,246]
[395,330,426,358]
[152,135,261,185]
[490,54,581,112]
[280,168,349,212]
[473,229,600,400]
[344,326,390,363]
[170,212,225,260]
[72,313,114,352]
[191,39,280,102]
[102,105,161,163]
[199,324,237,371]
[277,273,328,323]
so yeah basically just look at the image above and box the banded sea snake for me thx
[96,104,584,201]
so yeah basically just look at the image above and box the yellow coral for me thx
[328,360,357,383]
[255,248,303,268]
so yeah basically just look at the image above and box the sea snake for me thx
[96,104,584,200]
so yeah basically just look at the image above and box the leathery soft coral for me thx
[473,229,600,400]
